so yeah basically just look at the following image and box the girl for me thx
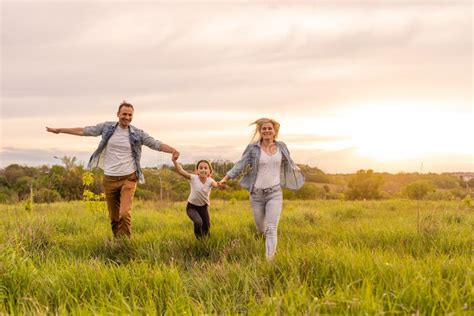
[173,157,220,239]
[219,118,305,260]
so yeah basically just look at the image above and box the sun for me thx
[282,102,472,163]
[348,103,471,161]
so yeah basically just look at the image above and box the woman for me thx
[219,118,304,260]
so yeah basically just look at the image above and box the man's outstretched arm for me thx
[46,127,84,136]
[159,143,180,160]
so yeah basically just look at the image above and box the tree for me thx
[13,176,34,200]
[468,178,474,189]
[4,164,34,186]
[401,180,435,200]
[346,169,383,200]
[294,183,326,200]
[298,165,330,183]
[0,187,18,203]
[34,188,61,203]
[428,173,459,190]
[55,156,78,170]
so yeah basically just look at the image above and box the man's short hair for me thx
[118,101,134,112]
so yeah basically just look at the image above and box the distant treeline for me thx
[1,157,473,203]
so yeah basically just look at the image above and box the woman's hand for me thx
[218,178,228,189]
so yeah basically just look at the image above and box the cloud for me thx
[1,1,472,172]
[0,147,91,168]
[3,3,470,102]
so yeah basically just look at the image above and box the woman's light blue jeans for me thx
[249,185,283,260]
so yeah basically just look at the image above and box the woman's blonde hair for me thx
[250,118,280,142]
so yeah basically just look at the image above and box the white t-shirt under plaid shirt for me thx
[188,175,214,206]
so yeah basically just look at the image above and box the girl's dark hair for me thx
[196,160,213,174]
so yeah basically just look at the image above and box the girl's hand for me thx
[218,180,227,189]
[171,149,180,161]
[172,150,179,161]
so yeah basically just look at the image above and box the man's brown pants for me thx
[103,172,137,238]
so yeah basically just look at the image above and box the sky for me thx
[1,0,472,174]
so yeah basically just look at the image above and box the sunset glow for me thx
[349,103,472,161]
[1,2,472,173]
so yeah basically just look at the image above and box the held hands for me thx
[171,149,180,161]
[217,179,227,189]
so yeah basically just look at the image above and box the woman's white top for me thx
[188,174,214,206]
[254,147,282,189]
[103,126,136,176]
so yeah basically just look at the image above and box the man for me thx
[46,101,179,238]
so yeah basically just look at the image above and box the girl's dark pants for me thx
[186,202,210,239]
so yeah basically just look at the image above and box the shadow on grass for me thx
[90,237,139,265]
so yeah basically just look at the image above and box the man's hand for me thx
[171,149,180,161]
[45,127,83,135]
[46,127,60,134]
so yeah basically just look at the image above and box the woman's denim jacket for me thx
[83,121,162,184]
[226,141,305,192]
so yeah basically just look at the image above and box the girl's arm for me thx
[173,160,192,180]
[210,179,220,188]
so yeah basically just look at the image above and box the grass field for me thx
[1,199,473,314]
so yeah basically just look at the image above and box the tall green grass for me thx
[1,200,473,314]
